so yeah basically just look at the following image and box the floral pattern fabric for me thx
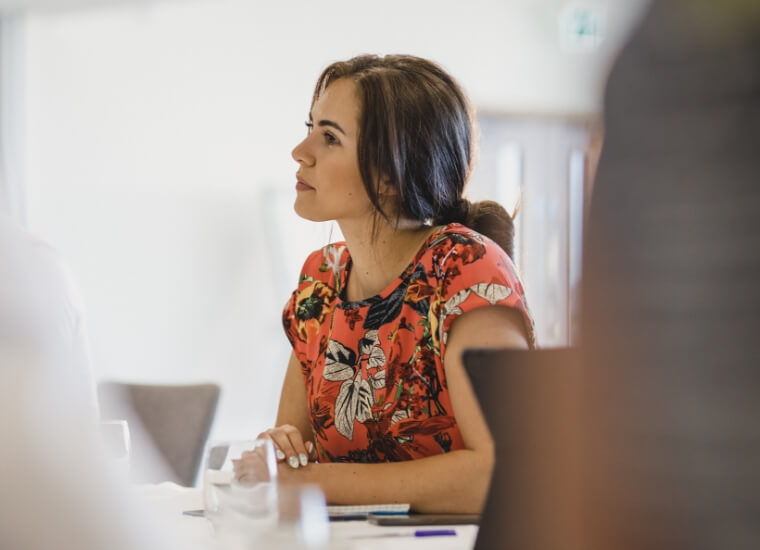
[282,223,535,463]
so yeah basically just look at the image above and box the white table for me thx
[134,483,478,550]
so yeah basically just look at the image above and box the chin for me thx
[293,201,329,222]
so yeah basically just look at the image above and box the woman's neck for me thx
[338,216,436,302]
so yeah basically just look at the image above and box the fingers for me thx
[230,431,318,486]
[306,441,319,462]
[232,452,272,484]
[260,425,311,469]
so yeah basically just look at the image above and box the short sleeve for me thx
[281,243,347,356]
[434,233,536,358]
[282,288,299,349]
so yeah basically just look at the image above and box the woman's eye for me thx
[304,121,314,134]
[323,132,338,145]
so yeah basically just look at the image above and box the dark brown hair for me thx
[312,54,516,259]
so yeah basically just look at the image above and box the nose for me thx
[292,136,315,167]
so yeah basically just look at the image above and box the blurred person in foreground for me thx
[0,217,196,549]
[235,54,535,513]
[580,0,760,549]
[0,359,190,550]
[0,215,98,419]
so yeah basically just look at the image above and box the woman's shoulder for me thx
[424,224,535,347]
[298,241,351,286]
[421,222,527,300]
[423,223,509,267]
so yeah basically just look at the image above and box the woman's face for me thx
[291,78,373,224]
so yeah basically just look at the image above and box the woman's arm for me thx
[272,305,529,514]
[262,352,317,466]
[276,351,314,432]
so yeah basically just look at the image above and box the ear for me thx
[377,177,397,197]
[376,178,400,218]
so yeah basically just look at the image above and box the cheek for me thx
[336,169,365,199]
[345,183,370,206]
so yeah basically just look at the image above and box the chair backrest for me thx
[464,348,582,550]
[98,382,220,487]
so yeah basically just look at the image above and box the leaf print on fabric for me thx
[363,282,407,330]
[441,283,512,317]
[335,376,375,440]
[323,244,347,276]
[359,330,380,355]
[440,287,471,318]
[359,329,386,369]
[356,379,374,422]
[409,297,430,318]
[371,369,386,390]
[323,340,356,381]
[334,380,357,439]
[391,409,409,424]
[368,346,386,369]
[318,244,348,290]
[470,282,512,304]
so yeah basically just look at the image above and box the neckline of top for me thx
[336,223,461,309]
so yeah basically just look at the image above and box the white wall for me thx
[15,0,646,441]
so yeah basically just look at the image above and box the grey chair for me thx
[98,382,221,487]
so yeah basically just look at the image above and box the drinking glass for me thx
[99,419,131,479]
[269,484,331,550]
[203,439,278,541]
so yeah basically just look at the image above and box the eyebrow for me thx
[309,114,347,136]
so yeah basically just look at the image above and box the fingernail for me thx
[306,442,314,453]
[288,455,299,469]
[276,449,286,461]
[299,453,308,467]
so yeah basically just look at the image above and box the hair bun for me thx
[433,198,515,257]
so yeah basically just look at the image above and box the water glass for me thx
[203,439,278,539]
[99,419,131,479]
[271,484,330,550]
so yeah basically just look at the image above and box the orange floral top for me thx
[282,223,535,463]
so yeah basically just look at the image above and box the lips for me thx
[296,174,315,191]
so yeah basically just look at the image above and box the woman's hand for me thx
[231,426,318,483]
[258,424,318,470]
[231,445,272,484]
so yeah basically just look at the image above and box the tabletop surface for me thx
[133,482,478,550]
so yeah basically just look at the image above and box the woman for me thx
[235,54,535,514]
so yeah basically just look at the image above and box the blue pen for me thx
[352,529,456,539]
[414,529,457,537]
